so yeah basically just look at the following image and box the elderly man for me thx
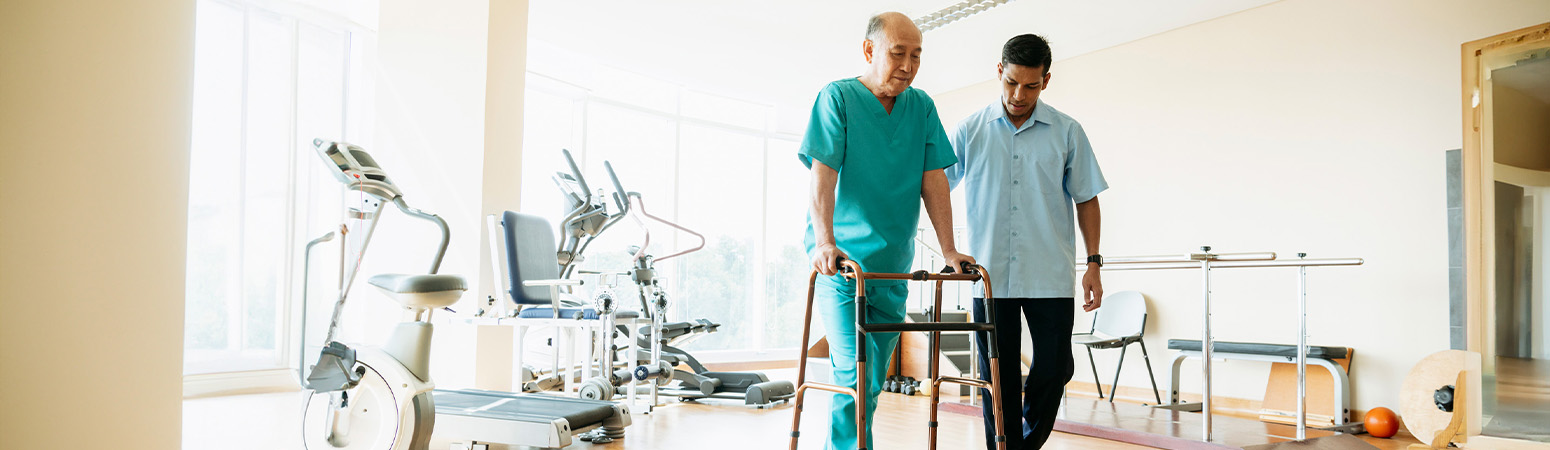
[800,12,973,450]
[946,34,1109,450]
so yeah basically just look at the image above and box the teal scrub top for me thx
[800,78,957,286]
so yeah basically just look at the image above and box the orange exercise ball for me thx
[1365,407,1400,438]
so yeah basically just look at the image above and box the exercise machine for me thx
[299,140,629,450]
[614,183,796,409]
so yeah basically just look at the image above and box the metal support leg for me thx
[1086,346,1104,399]
[1139,340,1163,405]
[1109,344,1129,402]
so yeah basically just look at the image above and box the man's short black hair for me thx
[1002,34,1052,74]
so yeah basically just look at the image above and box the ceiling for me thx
[527,0,1281,132]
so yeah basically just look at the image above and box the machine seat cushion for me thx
[516,308,639,320]
[367,274,467,294]
[1166,339,1348,359]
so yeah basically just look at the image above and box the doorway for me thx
[1463,22,1550,443]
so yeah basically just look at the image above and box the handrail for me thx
[1076,257,1363,271]
[1068,249,1364,442]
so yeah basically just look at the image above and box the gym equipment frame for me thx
[788,260,1008,450]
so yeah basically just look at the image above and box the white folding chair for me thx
[1071,290,1162,404]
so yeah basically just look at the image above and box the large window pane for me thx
[519,87,582,222]
[590,66,677,114]
[763,137,808,351]
[681,91,767,132]
[293,21,350,375]
[673,125,764,351]
[185,1,245,367]
[186,0,368,375]
[578,103,678,312]
[241,11,294,355]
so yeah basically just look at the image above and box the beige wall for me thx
[934,0,1550,411]
[0,0,194,448]
[481,0,530,308]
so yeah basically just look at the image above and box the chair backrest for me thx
[1094,290,1147,338]
[502,211,561,305]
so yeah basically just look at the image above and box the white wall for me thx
[933,0,1550,412]
[0,0,193,448]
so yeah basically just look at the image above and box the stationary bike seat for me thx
[368,274,466,309]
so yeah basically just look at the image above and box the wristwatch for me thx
[1086,254,1104,267]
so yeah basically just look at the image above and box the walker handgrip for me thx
[835,257,857,274]
[940,261,976,274]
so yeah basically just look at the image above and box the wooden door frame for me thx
[1460,22,1550,362]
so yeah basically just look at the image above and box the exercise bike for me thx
[299,140,466,450]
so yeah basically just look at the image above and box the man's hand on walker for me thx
[943,250,976,273]
[1082,268,1103,312]
[811,242,849,276]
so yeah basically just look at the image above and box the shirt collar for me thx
[984,99,1052,130]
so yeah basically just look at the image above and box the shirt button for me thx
[1013,180,1019,185]
[1011,232,1018,237]
[1012,206,1019,211]
[1013,155,1019,159]
[1011,256,1018,262]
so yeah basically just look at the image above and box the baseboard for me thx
[1064,380,1264,420]
[184,368,301,399]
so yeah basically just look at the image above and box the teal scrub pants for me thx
[817,278,908,450]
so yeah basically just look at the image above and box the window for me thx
[184,0,372,375]
[521,52,803,360]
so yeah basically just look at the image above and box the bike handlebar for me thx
[604,161,629,213]
[561,148,589,198]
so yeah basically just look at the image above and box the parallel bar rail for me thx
[1075,249,1363,442]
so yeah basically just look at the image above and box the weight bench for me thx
[1162,339,1356,429]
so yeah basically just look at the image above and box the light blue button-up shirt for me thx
[946,99,1107,298]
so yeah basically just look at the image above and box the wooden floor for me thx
[183,389,1153,450]
[1046,396,1419,450]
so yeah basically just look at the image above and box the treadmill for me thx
[433,389,630,449]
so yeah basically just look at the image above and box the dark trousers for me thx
[973,297,1074,450]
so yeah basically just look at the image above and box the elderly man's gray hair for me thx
[865,13,886,39]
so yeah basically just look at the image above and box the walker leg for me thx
[989,356,1008,450]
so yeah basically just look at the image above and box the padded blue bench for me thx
[1164,339,1354,427]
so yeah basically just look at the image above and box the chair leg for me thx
[1139,340,1162,405]
[1109,344,1128,403]
[1085,346,1103,399]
